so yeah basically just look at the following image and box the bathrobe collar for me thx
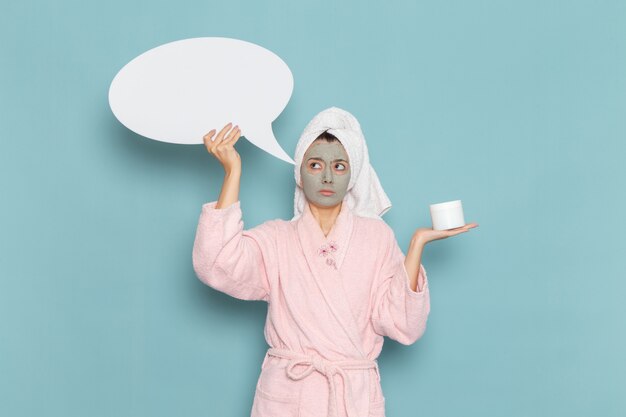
[296,201,365,358]
[299,200,352,270]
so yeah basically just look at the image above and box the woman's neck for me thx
[308,202,342,237]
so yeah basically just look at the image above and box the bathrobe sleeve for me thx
[371,226,431,345]
[192,200,274,302]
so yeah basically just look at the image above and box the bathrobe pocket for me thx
[252,357,301,417]
[252,383,299,417]
[368,398,386,417]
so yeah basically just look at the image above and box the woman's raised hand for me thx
[203,122,242,175]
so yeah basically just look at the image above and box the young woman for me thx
[193,107,477,417]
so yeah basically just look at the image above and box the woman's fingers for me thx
[215,127,240,156]
[230,130,242,147]
[204,123,235,153]
[445,223,479,237]
[222,125,240,144]
[202,122,243,174]
[414,222,478,244]
[203,129,216,151]
[433,223,477,238]
[449,223,478,231]
[223,129,241,148]
[215,122,233,141]
[210,123,233,149]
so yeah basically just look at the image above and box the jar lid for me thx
[430,200,462,211]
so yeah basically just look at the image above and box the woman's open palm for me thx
[414,223,479,244]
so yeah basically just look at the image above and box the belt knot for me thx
[266,348,379,417]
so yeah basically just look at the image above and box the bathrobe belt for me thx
[267,347,380,417]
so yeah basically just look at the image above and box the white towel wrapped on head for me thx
[292,106,391,220]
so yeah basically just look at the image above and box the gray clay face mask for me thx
[300,140,351,208]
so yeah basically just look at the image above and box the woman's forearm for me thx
[215,169,241,209]
[404,237,426,292]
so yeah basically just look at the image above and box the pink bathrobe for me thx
[192,199,430,417]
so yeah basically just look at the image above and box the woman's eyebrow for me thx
[306,157,349,163]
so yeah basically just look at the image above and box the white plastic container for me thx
[430,200,465,230]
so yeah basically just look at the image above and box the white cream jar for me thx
[429,200,465,230]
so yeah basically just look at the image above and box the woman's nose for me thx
[322,167,333,183]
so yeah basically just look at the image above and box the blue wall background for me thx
[1,1,625,416]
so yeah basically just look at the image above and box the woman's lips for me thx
[319,190,335,196]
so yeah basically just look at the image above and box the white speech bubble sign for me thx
[108,37,295,164]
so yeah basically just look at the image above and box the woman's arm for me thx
[406,222,480,291]
[371,223,478,344]
[371,226,430,345]
[216,170,240,209]
[192,200,272,302]
[193,123,273,302]
[404,237,426,292]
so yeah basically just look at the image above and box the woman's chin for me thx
[306,199,343,210]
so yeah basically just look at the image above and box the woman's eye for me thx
[335,163,346,171]
[310,162,322,169]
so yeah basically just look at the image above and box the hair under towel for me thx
[292,106,392,220]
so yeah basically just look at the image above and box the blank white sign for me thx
[109,37,295,164]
